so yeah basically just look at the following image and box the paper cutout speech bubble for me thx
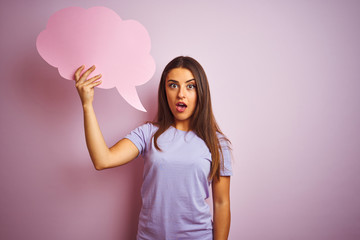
[36,6,155,112]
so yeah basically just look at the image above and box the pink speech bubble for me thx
[36,6,155,112]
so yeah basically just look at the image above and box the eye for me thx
[187,84,197,89]
[168,83,178,89]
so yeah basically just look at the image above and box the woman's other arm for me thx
[74,65,139,170]
[212,176,231,240]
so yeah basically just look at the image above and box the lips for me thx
[176,102,187,113]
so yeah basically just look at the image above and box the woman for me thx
[74,56,232,240]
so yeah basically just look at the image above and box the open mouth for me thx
[176,102,187,112]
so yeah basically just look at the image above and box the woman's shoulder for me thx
[134,122,159,136]
[144,122,159,130]
[216,131,231,149]
[125,122,158,144]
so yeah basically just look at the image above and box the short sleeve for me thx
[124,123,153,157]
[218,134,233,176]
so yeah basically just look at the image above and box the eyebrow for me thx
[167,79,196,83]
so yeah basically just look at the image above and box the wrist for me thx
[82,102,94,111]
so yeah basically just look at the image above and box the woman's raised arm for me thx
[74,65,139,170]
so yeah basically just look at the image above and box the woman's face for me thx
[165,67,197,131]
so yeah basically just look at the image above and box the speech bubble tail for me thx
[117,86,147,112]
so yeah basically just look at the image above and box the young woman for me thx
[74,56,232,240]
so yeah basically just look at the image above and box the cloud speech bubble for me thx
[36,6,155,112]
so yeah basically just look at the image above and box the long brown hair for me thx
[152,56,230,181]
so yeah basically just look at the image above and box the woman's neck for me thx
[174,120,191,132]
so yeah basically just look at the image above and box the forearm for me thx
[83,104,110,170]
[213,202,231,240]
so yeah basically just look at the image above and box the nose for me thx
[177,86,185,99]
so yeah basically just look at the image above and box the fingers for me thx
[74,65,97,83]
[76,73,102,89]
[83,75,102,89]
[74,65,85,81]
[87,79,102,89]
[85,74,102,85]
[80,65,96,82]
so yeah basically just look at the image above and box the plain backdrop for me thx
[1,0,360,239]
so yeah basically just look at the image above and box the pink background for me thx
[1,0,360,239]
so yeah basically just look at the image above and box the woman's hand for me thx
[74,65,102,107]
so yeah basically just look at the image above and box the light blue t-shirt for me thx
[125,123,232,240]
